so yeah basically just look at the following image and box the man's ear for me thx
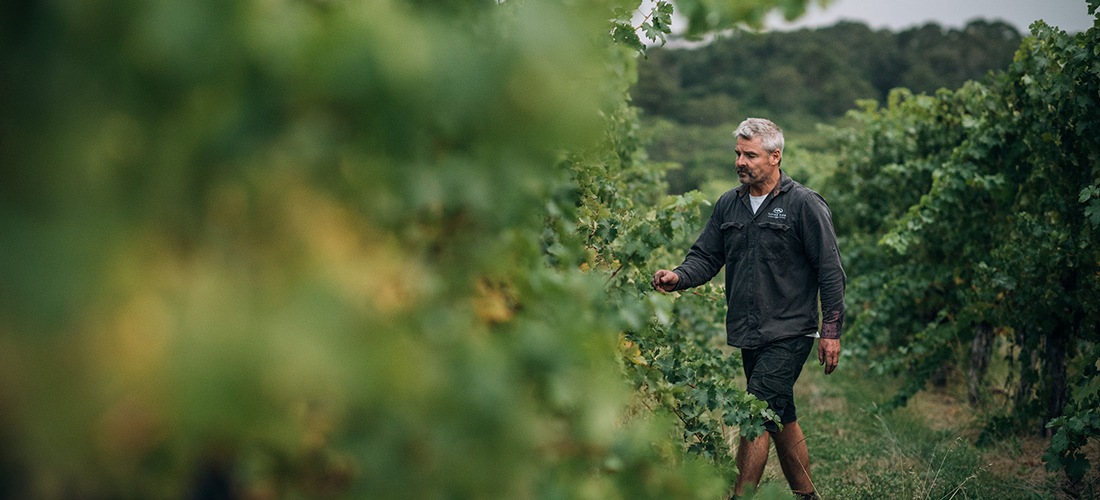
[771,149,782,166]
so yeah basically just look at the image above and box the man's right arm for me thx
[652,203,726,293]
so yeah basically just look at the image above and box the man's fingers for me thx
[825,348,839,374]
[819,339,840,374]
[651,270,678,293]
[651,271,667,292]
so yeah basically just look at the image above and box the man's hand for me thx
[818,338,840,375]
[651,269,680,293]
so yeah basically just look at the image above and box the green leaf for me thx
[643,23,664,44]
[1085,201,1100,228]
[611,24,643,50]
[657,1,674,16]
[1065,455,1091,480]
[1079,185,1099,203]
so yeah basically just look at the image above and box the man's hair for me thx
[734,118,784,155]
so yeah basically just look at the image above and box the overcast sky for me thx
[766,0,1094,33]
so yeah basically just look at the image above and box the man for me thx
[651,118,845,500]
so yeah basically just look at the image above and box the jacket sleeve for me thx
[802,192,847,339]
[671,201,726,291]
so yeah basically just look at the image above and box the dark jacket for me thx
[672,171,846,349]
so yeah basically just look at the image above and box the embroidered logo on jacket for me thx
[768,207,787,220]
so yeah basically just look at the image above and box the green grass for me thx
[734,353,1095,500]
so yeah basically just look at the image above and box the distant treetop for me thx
[633,19,1022,125]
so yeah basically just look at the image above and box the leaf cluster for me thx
[0,0,825,498]
[814,12,1100,478]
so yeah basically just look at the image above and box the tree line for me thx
[633,19,1023,126]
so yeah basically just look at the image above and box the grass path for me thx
[735,353,1098,500]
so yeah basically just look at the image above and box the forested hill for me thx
[633,20,1022,126]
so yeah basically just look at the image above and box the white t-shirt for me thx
[750,194,767,214]
[749,193,821,339]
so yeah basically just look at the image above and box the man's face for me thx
[735,135,780,189]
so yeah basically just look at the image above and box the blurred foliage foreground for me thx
[0,0,820,499]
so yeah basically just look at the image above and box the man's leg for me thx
[737,336,817,498]
[774,421,814,495]
[733,432,770,496]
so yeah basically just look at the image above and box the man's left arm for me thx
[802,193,846,374]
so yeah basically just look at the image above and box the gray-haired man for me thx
[652,118,845,500]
